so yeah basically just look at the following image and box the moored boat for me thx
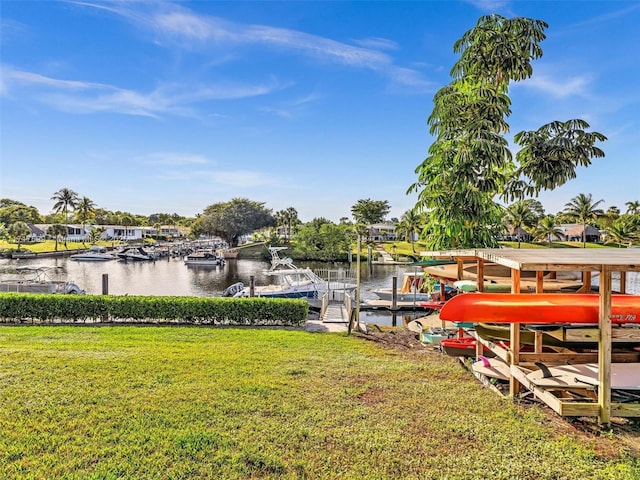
[225,247,356,304]
[70,246,115,261]
[116,246,156,261]
[184,251,225,266]
[0,266,85,294]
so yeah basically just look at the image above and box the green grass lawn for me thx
[1,326,638,479]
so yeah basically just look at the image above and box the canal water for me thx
[0,256,424,326]
[1,256,638,327]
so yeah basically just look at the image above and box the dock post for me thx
[249,276,255,297]
[392,276,397,310]
[102,274,109,295]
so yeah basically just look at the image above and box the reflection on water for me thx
[0,256,412,299]
[1,256,638,327]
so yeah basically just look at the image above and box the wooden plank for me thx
[611,403,640,417]
[557,327,640,343]
[477,258,485,293]
[519,352,640,364]
[322,303,348,323]
[599,265,613,425]
[469,331,511,363]
[511,366,602,417]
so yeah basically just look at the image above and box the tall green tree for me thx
[197,198,274,247]
[8,221,31,250]
[51,188,79,247]
[283,207,299,242]
[274,207,299,244]
[409,15,606,249]
[625,200,640,215]
[396,209,422,253]
[48,224,68,251]
[563,193,604,248]
[0,204,42,225]
[533,215,563,247]
[504,201,537,248]
[75,196,96,245]
[351,199,390,225]
[606,219,634,248]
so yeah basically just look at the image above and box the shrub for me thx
[0,294,308,326]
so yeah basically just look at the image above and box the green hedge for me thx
[0,294,309,326]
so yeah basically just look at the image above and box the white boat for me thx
[184,251,225,266]
[70,246,115,261]
[0,266,85,294]
[116,246,156,261]
[223,247,356,302]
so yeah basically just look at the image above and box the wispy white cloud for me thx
[72,0,431,90]
[140,152,210,166]
[558,3,640,32]
[259,92,322,119]
[1,64,285,117]
[520,73,591,98]
[352,37,399,51]
[157,169,278,188]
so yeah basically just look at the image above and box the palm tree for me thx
[120,214,135,241]
[283,207,299,243]
[396,209,422,253]
[533,215,563,247]
[273,211,286,240]
[88,227,104,245]
[8,221,31,250]
[606,219,634,248]
[75,196,96,246]
[563,193,604,248]
[504,201,537,248]
[48,224,67,251]
[51,188,79,247]
[625,200,640,215]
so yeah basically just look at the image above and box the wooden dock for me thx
[321,302,350,323]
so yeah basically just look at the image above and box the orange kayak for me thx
[439,293,640,324]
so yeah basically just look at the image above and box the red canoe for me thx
[439,293,640,324]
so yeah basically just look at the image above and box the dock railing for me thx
[320,292,330,319]
[314,267,357,301]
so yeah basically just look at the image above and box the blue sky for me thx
[1,1,639,222]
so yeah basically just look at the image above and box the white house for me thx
[368,224,397,241]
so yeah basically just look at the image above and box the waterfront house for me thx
[368,224,397,241]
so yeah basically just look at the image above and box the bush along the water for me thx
[0,294,309,326]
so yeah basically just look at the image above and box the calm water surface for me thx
[0,256,406,298]
[1,256,638,326]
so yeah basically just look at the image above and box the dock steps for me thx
[321,301,349,323]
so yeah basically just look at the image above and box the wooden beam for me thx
[536,270,544,293]
[620,271,627,294]
[553,327,640,344]
[599,265,613,426]
[519,352,640,364]
[509,322,521,397]
[477,258,485,293]
[534,331,543,354]
[511,268,521,294]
